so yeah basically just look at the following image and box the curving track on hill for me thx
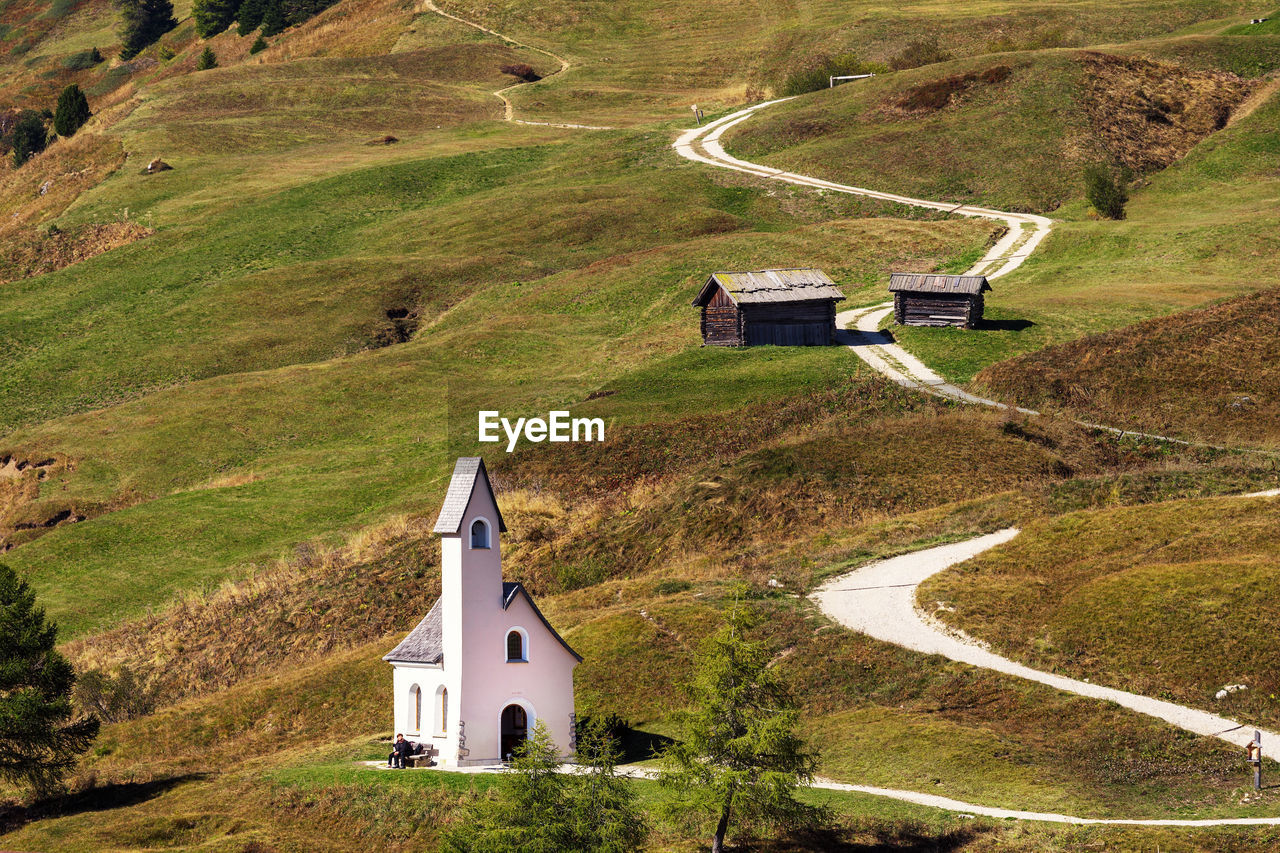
[421,0,613,129]
[677,100,1280,822]
[673,101,1064,408]
[373,22,1280,820]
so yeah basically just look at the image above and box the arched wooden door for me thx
[500,704,528,761]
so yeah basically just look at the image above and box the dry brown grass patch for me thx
[0,221,153,285]
[1079,51,1253,172]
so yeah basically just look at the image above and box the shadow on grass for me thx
[617,727,675,764]
[977,318,1034,332]
[0,773,207,834]
[752,824,985,852]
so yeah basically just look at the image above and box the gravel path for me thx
[674,101,1053,280]
[361,757,1280,825]
[421,0,613,129]
[811,526,1280,752]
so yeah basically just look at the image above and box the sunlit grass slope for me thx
[923,495,1280,731]
[723,43,1280,386]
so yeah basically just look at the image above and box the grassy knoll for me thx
[0,201,988,638]
[923,495,1280,731]
[728,52,1101,214]
[974,286,1280,448]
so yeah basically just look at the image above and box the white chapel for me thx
[383,457,581,765]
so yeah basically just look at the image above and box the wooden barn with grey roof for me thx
[693,268,846,347]
[889,273,991,328]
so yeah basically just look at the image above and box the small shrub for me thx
[1084,163,1129,219]
[62,46,103,69]
[500,63,540,82]
[249,34,267,53]
[11,111,48,168]
[73,664,162,723]
[780,52,877,97]
[894,66,1012,112]
[54,83,91,136]
[897,74,969,111]
[196,45,217,69]
[889,35,954,71]
[157,44,175,60]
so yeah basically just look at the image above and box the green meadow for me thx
[2,0,1280,848]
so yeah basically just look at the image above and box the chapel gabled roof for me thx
[433,457,507,535]
[382,599,443,665]
[503,581,583,663]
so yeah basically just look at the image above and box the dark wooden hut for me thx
[889,273,991,328]
[692,268,845,346]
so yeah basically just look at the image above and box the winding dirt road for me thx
[422,0,612,129]
[390,18,1280,821]
[812,524,1280,752]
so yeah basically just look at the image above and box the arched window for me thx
[507,629,526,662]
[435,686,448,736]
[470,518,490,549]
[408,684,421,734]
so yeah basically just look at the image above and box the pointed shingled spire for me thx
[432,457,507,534]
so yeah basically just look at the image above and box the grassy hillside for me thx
[719,33,1280,387]
[973,286,1280,447]
[922,495,1280,731]
[3,0,1280,846]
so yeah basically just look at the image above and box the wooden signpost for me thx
[1248,730,1263,791]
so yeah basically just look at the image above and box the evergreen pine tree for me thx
[196,45,218,70]
[236,0,265,36]
[248,33,268,53]
[11,111,49,168]
[564,720,648,852]
[259,0,285,37]
[193,0,241,38]
[53,84,91,137]
[0,563,99,793]
[115,0,177,60]
[658,604,824,853]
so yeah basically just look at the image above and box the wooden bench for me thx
[405,745,438,768]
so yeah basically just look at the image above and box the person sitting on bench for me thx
[388,734,414,769]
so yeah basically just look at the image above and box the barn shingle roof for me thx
[693,268,845,306]
[382,599,442,664]
[433,457,507,535]
[888,273,991,295]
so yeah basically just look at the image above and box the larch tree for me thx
[658,604,823,853]
[0,563,99,794]
[444,719,647,853]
